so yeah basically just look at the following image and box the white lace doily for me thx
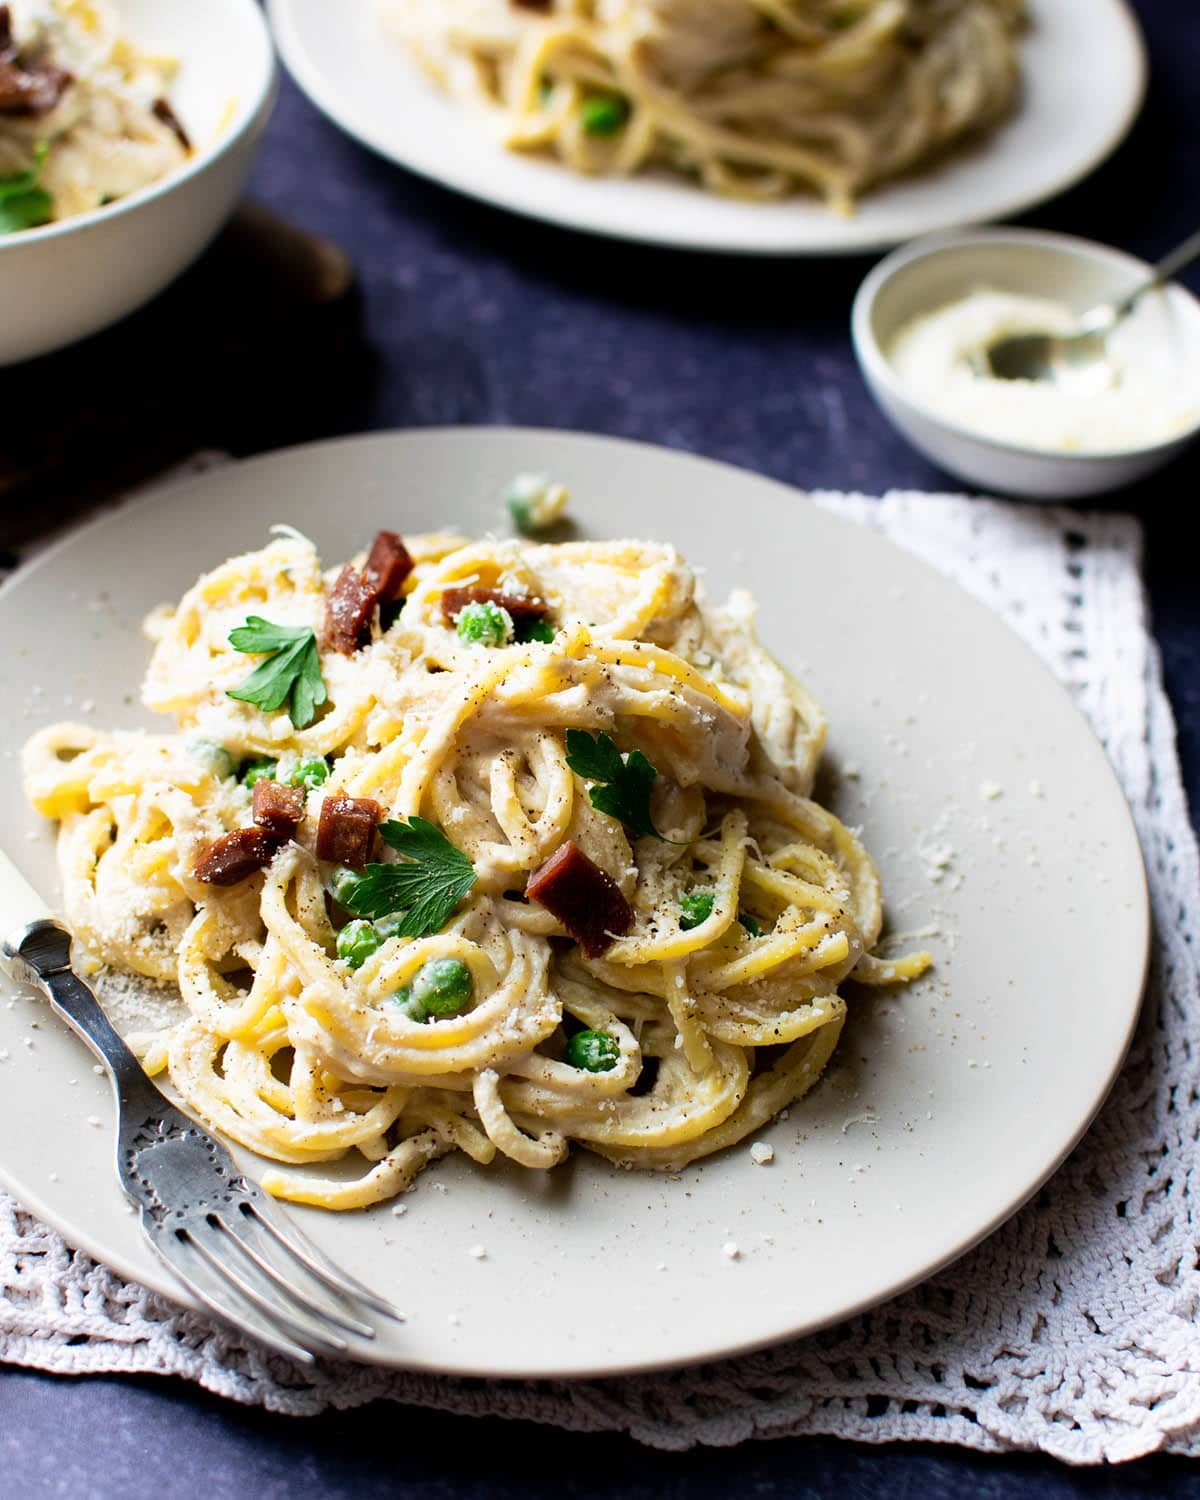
[3,488,1197,1465]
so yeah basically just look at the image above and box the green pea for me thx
[240,757,277,789]
[336,919,382,969]
[374,912,409,941]
[329,866,367,909]
[190,739,236,780]
[505,473,568,535]
[508,495,534,533]
[386,987,428,1023]
[738,912,762,938]
[580,93,630,137]
[565,1029,620,1073]
[679,890,715,930]
[456,600,513,648]
[410,957,474,1017]
[288,756,329,789]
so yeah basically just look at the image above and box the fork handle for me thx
[1111,225,1200,321]
[3,918,164,1115]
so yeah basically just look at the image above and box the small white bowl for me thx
[0,0,276,366]
[852,228,1200,500]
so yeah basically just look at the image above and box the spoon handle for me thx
[1114,225,1200,319]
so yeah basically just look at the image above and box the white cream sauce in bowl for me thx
[887,288,1198,455]
[852,229,1200,500]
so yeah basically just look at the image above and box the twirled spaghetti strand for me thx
[382,0,1024,210]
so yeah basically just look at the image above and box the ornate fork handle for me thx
[3,921,227,1224]
[5,919,167,1129]
[2,899,401,1361]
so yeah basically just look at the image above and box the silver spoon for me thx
[974,226,1200,387]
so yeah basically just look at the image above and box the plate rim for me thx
[266,0,1148,257]
[0,427,1152,1379]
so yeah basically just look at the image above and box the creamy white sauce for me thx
[887,289,1199,454]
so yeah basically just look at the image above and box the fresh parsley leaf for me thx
[0,172,36,200]
[289,643,327,729]
[0,143,54,235]
[565,729,662,840]
[514,616,555,645]
[228,617,313,654]
[226,615,327,729]
[338,817,477,938]
[564,728,624,784]
[0,187,52,234]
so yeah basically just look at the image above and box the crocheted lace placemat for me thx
[2,486,1196,1465]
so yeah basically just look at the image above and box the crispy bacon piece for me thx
[526,841,634,958]
[324,533,414,653]
[363,530,414,604]
[0,6,72,116]
[152,95,191,151]
[440,586,550,626]
[317,795,381,868]
[252,779,305,839]
[194,828,281,887]
[324,564,376,654]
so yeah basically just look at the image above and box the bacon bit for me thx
[440,586,549,626]
[252,779,304,839]
[317,795,381,868]
[151,95,191,151]
[323,533,414,653]
[324,564,376,654]
[0,6,72,115]
[526,841,633,957]
[363,531,414,604]
[194,828,282,886]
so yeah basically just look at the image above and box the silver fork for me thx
[1,907,402,1366]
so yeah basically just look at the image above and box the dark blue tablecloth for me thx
[3,1,1199,1493]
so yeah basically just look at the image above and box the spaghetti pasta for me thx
[24,518,930,1209]
[380,0,1025,211]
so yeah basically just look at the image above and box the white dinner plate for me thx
[268,0,1146,256]
[0,429,1148,1378]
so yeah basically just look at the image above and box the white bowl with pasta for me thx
[852,229,1200,500]
[0,0,275,366]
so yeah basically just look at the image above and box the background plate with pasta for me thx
[0,429,1147,1377]
[267,0,1145,255]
